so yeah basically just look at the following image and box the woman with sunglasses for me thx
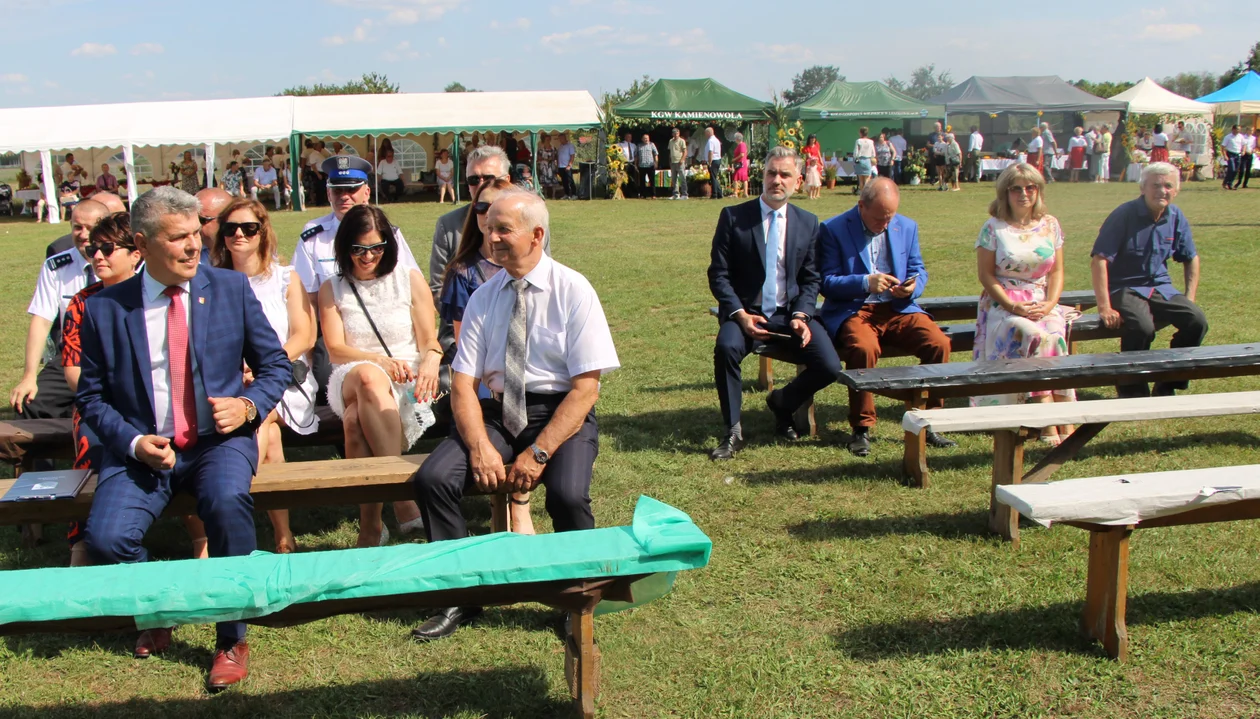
[972,163,1078,443]
[438,178,535,534]
[320,204,442,547]
[213,198,317,553]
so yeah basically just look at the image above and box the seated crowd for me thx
[5,141,1205,690]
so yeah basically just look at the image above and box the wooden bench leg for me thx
[14,461,43,549]
[1080,527,1132,661]
[988,429,1028,546]
[564,611,600,719]
[757,356,774,392]
[790,364,817,438]
[903,391,931,488]
[489,495,510,533]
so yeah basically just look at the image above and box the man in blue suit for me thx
[707,146,841,460]
[818,177,956,457]
[76,186,290,690]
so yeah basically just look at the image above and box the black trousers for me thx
[1113,288,1209,397]
[1235,154,1253,188]
[18,352,76,472]
[380,178,406,202]
[413,393,597,542]
[713,314,841,432]
[709,161,723,198]
[557,167,576,197]
[638,167,655,198]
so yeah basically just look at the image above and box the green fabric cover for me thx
[0,496,710,629]
[614,78,772,121]
[789,81,944,120]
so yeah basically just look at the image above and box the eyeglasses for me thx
[86,241,133,257]
[472,201,491,215]
[350,243,388,258]
[198,215,216,225]
[1008,185,1038,195]
[466,174,501,186]
[222,221,261,237]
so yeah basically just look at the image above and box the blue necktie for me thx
[761,210,780,316]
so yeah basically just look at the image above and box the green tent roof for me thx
[613,78,772,121]
[789,81,944,120]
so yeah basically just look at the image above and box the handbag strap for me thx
[346,278,393,359]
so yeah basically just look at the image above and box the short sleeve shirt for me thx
[1091,197,1195,300]
[452,254,619,394]
[28,248,91,324]
[61,281,105,367]
[557,143,577,167]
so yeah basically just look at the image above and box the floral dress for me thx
[537,145,558,187]
[179,158,200,194]
[972,215,1080,406]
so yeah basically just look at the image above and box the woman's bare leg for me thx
[343,365,405,547]
[259,417,296,553]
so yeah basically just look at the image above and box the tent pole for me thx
[204,143,215,189]
[453,135,461,203]
[123,144,138,206]
[373,134,379,203]
[40,150,59,225]
[289,133,303,212]
[531,131,539,195]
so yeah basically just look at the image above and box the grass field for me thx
[2,181,1259,718]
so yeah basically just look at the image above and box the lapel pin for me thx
[198,297,205,304]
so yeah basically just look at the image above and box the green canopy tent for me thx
[613,78,773,122]
[787,81,944,156]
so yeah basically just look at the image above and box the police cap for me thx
[322,155,372,187]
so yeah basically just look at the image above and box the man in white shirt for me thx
[1233,126,1255,190]
[376,149,406,202]
[1222,125,1245,190]
[704,126,723,199]
[617,132,638,196]
[556,133,577,199]
[889,129,907,183]
[1039,123,1059,182]
[59,153,83,184]
[411,190,619,640]
[966,126,984,182]
[250,158,284,209]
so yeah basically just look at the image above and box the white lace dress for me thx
[326,269,435,449]
[249,266,319,434]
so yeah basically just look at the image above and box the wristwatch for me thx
[238,397,258,423]
[530,443,550,465]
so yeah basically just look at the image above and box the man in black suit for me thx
[707,146,842,460]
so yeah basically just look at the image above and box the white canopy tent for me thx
[1110,78,1214,117]
[0,90,601,220]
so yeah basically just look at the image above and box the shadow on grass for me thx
[0,666,570,718]
[3,630,216,671]
[789,510,992,541]
[833,581,1260,660]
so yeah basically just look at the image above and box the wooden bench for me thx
[842,343,1260,488]
[995,465,1260,661]
[708,290,1098,392]
[904,391,1260,545]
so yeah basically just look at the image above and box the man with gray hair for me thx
[75,185,290,688]
[668,127,689,199]
[411,190,619,640]
[1091,162,1207,398]
[707,145,841,460]
[1040,122,1059,182]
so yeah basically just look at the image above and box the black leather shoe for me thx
[411,606,482,642]
[848,428,872,457]
[709,431,745,460]
[925,430,958,449]
[766,390,799,441]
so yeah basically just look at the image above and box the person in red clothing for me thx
[61,212,209,566]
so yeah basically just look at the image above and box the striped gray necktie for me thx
[503,278,528,437]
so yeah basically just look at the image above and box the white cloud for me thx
[0,73,27,83]
[353,19,373,40]
[323,19,373,46]
[1140,8,1168,21]
[540,24,613,53]
[130,42,164,55]
[328,0,464,24]
[381,40,421,61]
[752,42,815,64]
[1140,23,1203,40]
[70,42,116,57]
[437,36,447,46]
[542,25,710,55]
[490,18,529,29]
[323,35,347,46]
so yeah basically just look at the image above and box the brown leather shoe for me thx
[207,641,250,690]
[134,628,173,658]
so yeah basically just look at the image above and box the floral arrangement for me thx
[169,161,181,179]
[15,168,32,190]
[1131,149,1150,164]
[902,147,928,180]
[775,120,807,151]
[823,165,838,182]
[687,165,711,182]
[605,142,627,199]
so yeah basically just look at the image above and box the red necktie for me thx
[164,286,197,451]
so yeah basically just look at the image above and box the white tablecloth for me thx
[14,189,42,202]
[995,464,1260,527]
[979,155,1081,173]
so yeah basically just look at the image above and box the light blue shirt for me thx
[557,142,576,167]
[863,229,894,304]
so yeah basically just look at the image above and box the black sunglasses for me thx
[86,241,133,257]
[222,221,261,237]
[198,215,216,225]
[466,173,500,186]
[472,201,491,215]
[350,242,388,258]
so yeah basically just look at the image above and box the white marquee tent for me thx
[0,90,601,221]
[1110,78,1214,117]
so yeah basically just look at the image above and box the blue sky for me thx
[0,0,1253,108]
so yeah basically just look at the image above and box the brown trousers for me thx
[836,304,950,429]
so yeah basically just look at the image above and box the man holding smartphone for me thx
[818,177,956,457]
[707,146,842,460]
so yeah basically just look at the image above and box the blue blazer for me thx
[818,206,929,339]
[708,199,821,321]
[76,265,291,480]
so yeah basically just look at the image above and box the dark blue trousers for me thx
[84,434,257,648]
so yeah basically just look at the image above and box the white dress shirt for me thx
[452,254,619,394]
[758,198,789,312]
[128,270,213,457]
[705,135,722,161]
[1222,132,1244,154]
[968,132,984,152]
[377,159,403,181]
[28,247,90,323]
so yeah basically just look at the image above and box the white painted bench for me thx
[903,391,1260,545]
[995,465,1260,661]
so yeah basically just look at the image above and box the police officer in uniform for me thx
[294,155,422,402]
[10,200,110,472]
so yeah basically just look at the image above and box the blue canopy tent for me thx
[1197,71,1260,118]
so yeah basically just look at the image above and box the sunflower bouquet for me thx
[775,121,807,151]
[605,142,627,199]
